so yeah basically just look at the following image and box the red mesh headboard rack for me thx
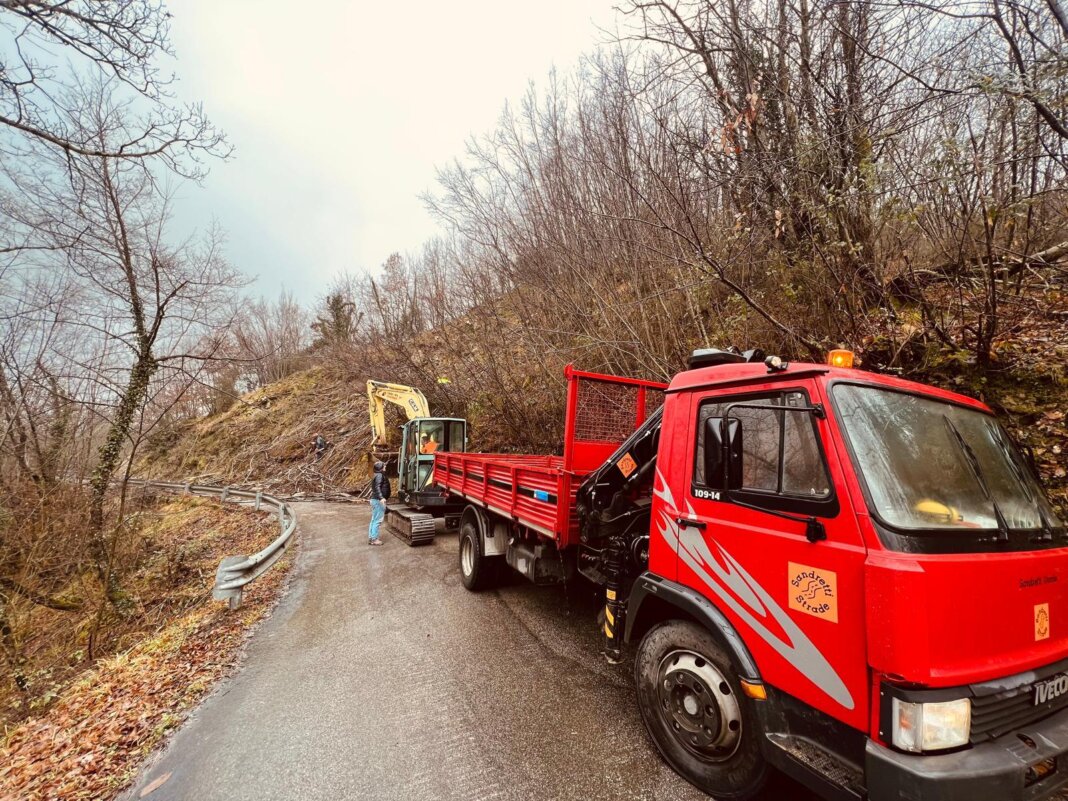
[561,365,668,474]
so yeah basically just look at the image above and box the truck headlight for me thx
[891,698,971,753]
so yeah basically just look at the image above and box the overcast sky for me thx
[167,1,621,304]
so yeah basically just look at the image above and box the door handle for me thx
[676,517,707,531]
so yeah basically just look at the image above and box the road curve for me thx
[123,501,815,801]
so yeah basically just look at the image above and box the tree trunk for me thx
[87,347,157,602]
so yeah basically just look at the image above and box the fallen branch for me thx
[888,240,1068,299]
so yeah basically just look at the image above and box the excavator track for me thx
[386,505,436,546]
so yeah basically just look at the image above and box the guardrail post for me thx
[213,555,247,608]
[183,483,191,495]
[255,491,262,511]
[221,487,229,503]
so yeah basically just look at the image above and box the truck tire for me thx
[634,620,767,800]
[458,518,501,591]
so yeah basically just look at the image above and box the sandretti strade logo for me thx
[1036,602,1051,641]
[789,563,839,624]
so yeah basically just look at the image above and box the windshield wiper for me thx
[991,425,1058,541]
[943,414,1011,542]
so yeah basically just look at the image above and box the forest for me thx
[1,0,1066,764]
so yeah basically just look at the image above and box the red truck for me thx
[433,351,1068,800]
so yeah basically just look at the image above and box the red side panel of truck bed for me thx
[433,452,581,541]
[433,366,668,547]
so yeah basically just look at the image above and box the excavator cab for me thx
[398,417,467,502]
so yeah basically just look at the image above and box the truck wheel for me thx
[458,519,500,591]
[634,620,767,800]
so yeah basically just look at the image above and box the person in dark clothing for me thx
[368,460,389,545]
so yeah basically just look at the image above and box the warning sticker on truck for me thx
[788,563,839,623]
[617,452,637,478]
[1036,603,1051,641]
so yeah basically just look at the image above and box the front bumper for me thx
[867,705,1068,801]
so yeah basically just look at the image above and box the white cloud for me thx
[168,0,620,303]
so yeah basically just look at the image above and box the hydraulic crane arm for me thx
[367,380,431,447]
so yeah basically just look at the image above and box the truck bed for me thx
[432,366,667,548]
[432,452,586,543]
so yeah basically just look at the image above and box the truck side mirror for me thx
[703,417,742,489]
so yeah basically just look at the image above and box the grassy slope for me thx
[0,496,292,801]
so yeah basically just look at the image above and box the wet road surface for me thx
[124,502,818,801]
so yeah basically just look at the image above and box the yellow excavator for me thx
[366,380,468,545]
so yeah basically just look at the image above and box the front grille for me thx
[971,677,1068,743]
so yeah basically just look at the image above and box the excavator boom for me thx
[367,380,431,448]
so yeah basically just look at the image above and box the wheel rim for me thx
[460,532,475,576]
[655,649,742,761]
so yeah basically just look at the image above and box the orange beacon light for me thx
[828,349,855,369]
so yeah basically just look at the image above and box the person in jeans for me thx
[368,461,389,545]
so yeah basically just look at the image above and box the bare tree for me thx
[892,0,1068,149]
[2,85,239,603]
[232,291,310,389]
[0,0,227,171]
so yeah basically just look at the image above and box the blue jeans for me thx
[369,499,385,541]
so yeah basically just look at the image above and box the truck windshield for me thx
[834,384,1064,532]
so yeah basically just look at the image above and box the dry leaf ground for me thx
[0,497,295,801]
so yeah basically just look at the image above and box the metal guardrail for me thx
[128,479,298,610]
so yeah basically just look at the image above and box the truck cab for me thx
[623,352,1068,799]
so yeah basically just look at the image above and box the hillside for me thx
[140,354,1068,515]
[137,345,575,497]
[139,368,375,497]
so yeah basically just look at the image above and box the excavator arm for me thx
[367,380,431,448]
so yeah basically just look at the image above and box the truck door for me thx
[664,380,869,732]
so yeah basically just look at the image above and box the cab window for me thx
[419,421,443,454]
[694,391,832,501]
[447,420,466,452]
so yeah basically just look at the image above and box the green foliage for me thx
[311,292,358,349]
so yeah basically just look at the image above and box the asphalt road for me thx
[124,502,818,801]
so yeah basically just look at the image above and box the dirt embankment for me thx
[0,495,293,801]
[139,368,376,497]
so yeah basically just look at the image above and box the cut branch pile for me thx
[139,368,379,499]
